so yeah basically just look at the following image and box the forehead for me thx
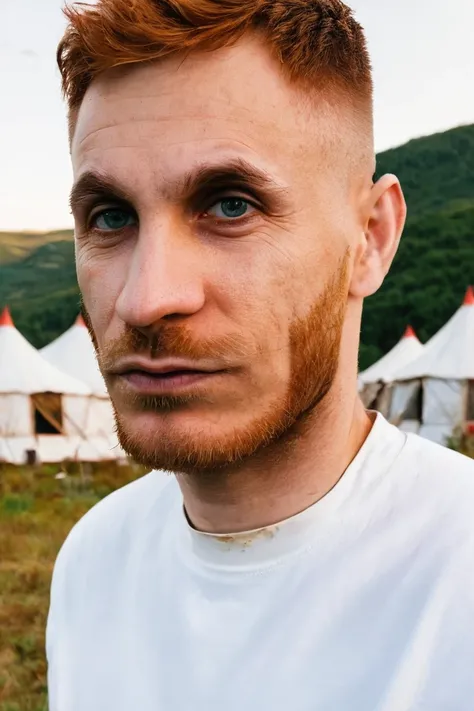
[71,36,339,184]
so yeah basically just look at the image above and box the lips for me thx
[107,357,231,396]
[110,357,220,377]
[124,367,207,379]
[124,370,218,395]
[111,361,227,396]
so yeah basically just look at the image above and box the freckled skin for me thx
[71,35,406,532]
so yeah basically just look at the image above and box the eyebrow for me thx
[69,158,291,217]
[180,158,286,200]
[69,173,134,214]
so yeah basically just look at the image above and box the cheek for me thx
[212,247,298,381]
[211,243,286,324]
[75,242,129,346]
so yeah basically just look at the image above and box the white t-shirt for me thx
[47,415,474,711]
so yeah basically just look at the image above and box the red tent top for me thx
[463,286,474,306]
[75,313,86,327]
[403,325,417,339]
[0,306,13,327]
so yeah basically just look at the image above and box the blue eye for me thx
[208,198,255,219]
[92,208,136,231]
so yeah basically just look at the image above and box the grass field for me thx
[0,461,147,711]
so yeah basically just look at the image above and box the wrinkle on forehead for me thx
[72,89,309,191]
[73,109,300,171]
[73,114,266,156]
[72,37,324,157]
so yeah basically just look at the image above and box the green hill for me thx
[374,123,474,216]
[1,123,473,358]
[361,123,474,366]
[0,241,78,347]
[0,229,73,266]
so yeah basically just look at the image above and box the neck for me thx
[176,386,373,534]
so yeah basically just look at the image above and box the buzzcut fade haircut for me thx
[58,0,373,138]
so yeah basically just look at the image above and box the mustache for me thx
[79,303,251,369]
[103,326,249,370]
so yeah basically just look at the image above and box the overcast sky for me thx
[1,0,474,231]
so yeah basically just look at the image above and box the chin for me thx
[113,402,294,475]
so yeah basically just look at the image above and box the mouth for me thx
[114,364,228,396]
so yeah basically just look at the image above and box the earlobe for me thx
[349,174,407,299]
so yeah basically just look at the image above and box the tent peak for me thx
[0,306,13,327]
[403,325,417,339]
[463,286,474,306]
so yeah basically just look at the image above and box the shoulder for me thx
[395,431,474,547]
[52,470,180,579]
[404,431,474,487]
[46,470,180,667]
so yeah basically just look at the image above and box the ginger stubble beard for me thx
[81,253,349,475]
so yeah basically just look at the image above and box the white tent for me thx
[359,325,423,385]
[358,326,424,416]
[389,287,474,444]
[41,314,107,396]
[0,307,122,464]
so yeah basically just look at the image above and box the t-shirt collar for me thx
[176,413,407,572]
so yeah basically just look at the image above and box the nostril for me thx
[162,313,185,321]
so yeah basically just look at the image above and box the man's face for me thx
[71,36,366,473]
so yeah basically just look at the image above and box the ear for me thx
[350,174,406,298]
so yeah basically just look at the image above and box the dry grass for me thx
[0,461,147,711]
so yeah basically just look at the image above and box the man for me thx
[47,1,474,709]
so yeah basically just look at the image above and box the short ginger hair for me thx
[58,0,373,137]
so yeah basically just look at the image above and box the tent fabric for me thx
[0,394,33,437]
[0,393,105,439]
[418,425,454,447]
[388,381,421,424]
[41,317,108,396]
[359,327,423,385]
[390,377,468,446]
[0,312,124,464]
[389,289,474,446]
[422,379,465,426]
[0,435,121,466]
[60,394,116,438]
[394,295,474,381]
[0,320,91,395]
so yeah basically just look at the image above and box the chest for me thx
[53,554,462,711]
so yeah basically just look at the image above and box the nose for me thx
[115,216,206,330]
